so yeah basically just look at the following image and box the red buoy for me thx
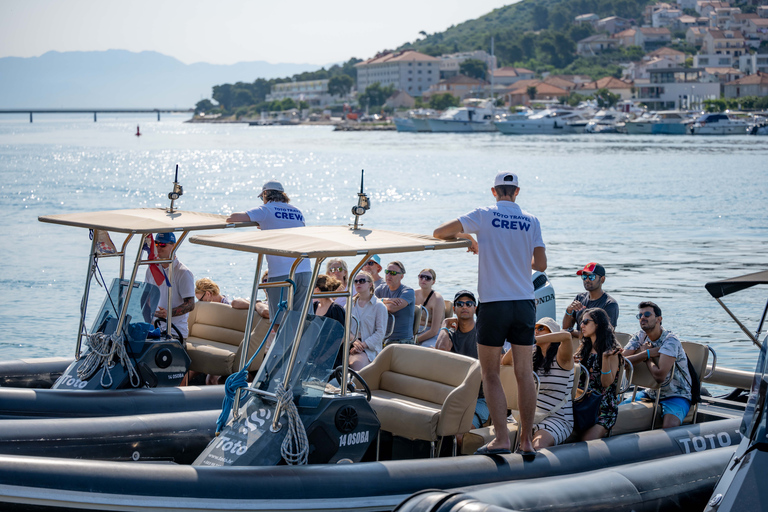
[135,125,142,137]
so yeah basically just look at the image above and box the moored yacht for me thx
[625,110,693,135]
[393,109,438,133]
[426,99,497,133]
[584,110,628,134]
[495,107,593,135]
[689,112,753,135]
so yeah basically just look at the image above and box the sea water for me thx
[0,114,766,377]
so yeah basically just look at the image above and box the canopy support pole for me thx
[715,297,761,348]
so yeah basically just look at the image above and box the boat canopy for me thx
[705,270,768,299]
[190,225,471,257]
[38,208,255,233]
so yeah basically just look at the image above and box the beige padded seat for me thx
[681,341,713,423]
[185,301,270,376]
[444,300,454,319]
[358,344,481,456]
[612,357,669,435]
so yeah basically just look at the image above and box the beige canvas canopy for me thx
[190,225,471,257]
[39,208,256,233]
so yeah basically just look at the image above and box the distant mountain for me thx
[0,50,321,108]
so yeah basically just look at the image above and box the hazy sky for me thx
[0,0,518,65]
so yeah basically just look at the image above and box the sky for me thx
[0,0,518,66]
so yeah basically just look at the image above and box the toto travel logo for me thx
[677,429,740,453]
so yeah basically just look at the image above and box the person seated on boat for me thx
[502,317,575,448]
[573,308,622,441]
[146,232,195,341]
[436,290,489,430]
[326,259,349,307]
[562,263,619,331]
[349,271,388,371]
[363,254,385,288]
[195,278,269,318]
[375,261,416,345]
[414,268,445,348]
[226,180,311,326]
[621,301,692,429]
[313,274,346,325]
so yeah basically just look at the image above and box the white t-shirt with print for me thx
[145,258,195,338]
[245,201,312,277]
[458,200,545,303]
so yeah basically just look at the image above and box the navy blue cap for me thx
[154,232,176,244]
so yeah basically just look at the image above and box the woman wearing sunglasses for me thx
[349,271,388,371]
[414,268,445,348]
[502,317,575,448]
[573,308,622,441]
[325,259,349,307]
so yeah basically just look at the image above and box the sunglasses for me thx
[418,274,433,281]
[385,270,402,276]
[455,300,475,308]
[364,261,377,266]
[329,267,345,273]
[636,311,654,319]
[580,318,593,326]
[353,278,369,285]
[581,274,598,281]
[155,242,169,248]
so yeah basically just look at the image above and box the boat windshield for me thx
[90,279,160,345]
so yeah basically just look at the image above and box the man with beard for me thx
[562,262,619,331]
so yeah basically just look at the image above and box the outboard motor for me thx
[533,271,556,321]
[195,312,379,467]
[53,278,190,390]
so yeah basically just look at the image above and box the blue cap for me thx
[369,254,381,265]
[154,232,176,244]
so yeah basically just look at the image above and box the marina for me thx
[0,115,766,510]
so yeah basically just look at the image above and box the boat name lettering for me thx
[678,430,738,454]
[244,408,272,432]
[214,435,248,456]
[61,376,88,389]
[167,373,184,380]
[536,294,555,305]
[339,430,369,447]
[491,218,531,231]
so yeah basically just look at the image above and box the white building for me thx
[355,50,440,97]
[739,52,768,74]
[266,79,349,107]
[438,50,497,79]
[634,67,720,109]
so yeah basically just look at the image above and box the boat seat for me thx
[461,365,542,455]
[185,301,269,376]
[444,300,454,319]
[612,357,673,435]
[414,304,428,341]
[681,341,716,424]
[357,344,481,457]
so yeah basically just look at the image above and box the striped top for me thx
[536,361,574,425]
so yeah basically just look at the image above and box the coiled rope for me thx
[77,332,141,388]
[216,280,308,465]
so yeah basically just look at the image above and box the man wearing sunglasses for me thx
[146,232,195,340]
[436,291,489,430]
[364,254,384,288]
[374,261,415,345]
[433,170,547,458]
[562,262,619,331]
[227,180,311,324]
[621,301,692,429]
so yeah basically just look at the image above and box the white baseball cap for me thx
[494,171,519,187]
[258,180,284,198]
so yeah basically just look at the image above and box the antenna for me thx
[350,169,370,230]
[167,164,184,213]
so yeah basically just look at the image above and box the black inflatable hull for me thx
[0,419,742,512]
[395,446,736,512]
[0,357,72,388]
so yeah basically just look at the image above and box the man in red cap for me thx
[562,262,619,331]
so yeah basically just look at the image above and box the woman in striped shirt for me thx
[502,317,575,448]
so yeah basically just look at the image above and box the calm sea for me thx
[0,114,766,377]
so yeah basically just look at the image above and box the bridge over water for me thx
[0,109,193,122]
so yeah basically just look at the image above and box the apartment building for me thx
[355,50,440,97]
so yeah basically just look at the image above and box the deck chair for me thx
[358,344,481,458]
[681,341,716,424]
[460,366,541,455]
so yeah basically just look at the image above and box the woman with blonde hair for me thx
[414,268,445,348]
[326,259,349,307]
[349,271,388,370]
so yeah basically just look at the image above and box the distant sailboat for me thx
[135,125,141,137]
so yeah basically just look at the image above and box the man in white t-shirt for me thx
[227,180,312,323]
[146,232,196,340]
[434,171,547,458]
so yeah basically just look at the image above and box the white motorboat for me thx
[495,107,593,135]
[584,110,628,134]
[689,112,753,135]
[748,116,768,135]
[426,99,497,133]
[625,110,693,135]
[394,109,438,133]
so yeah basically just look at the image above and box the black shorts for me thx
[476,300,536,347]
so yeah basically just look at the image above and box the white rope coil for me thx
[77,332,141,388]
[276,384,309,465]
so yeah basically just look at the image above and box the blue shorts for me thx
[473,398,489,429]
[622,390,691,423]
